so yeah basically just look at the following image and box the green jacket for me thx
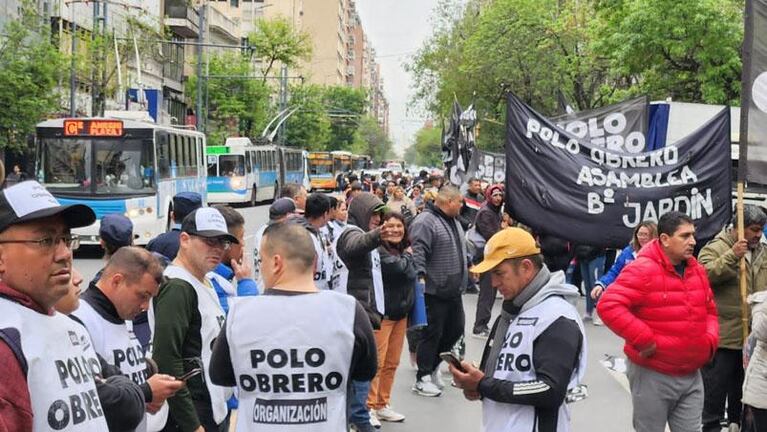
[699,229,767,349]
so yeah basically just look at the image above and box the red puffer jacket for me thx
[597,239,719,376]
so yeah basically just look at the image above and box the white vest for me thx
[158,266,233,424]
[311,230,334,291]
[0,297,109,431]
[226,291,356,432]
[73,300,148,385]
[253,224,268,289]
[482,297,587,432]
[329,224,350,294]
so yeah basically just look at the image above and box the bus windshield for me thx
[310,160,333,176]
[39,137,155,195]
[218,155,245,176]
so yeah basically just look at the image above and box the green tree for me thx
[248,17,312,82]
[285,84,332,150]
[351,116,393,162]
[323,86,368,150]
[409,0,745,149]
[187,52,270,144]
[0,7,64,152]
[593,0,743,105]
[409,126,442,167]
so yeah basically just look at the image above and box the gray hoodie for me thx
[336,193,385,329]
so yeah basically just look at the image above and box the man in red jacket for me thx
[598,211,719,432]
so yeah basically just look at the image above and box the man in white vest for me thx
[208,222,378,432]
[151,207,239,432]
[450,228,587,432]
[0,181,109,431]
[72,247,185,420]
[253,198,296,289]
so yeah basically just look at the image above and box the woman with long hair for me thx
[367,212,416,424]
[590,220,658,302]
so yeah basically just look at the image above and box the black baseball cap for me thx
[173,192,203,221]
[269,198,296,220]
[0,181,95,234]
[181,208,238,244]
[99,213,135,247]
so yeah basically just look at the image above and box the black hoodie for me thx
[337,193,385,329]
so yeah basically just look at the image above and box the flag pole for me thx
[738,0,755,344]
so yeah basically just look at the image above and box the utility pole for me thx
[277,64,288,144]
[195,2,206,131]
[69,4,77,116]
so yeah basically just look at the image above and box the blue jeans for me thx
[580,255,605,314]
[349,380,371,425]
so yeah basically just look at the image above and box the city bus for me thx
[206,137,261,206]
[35,116,207,245]
[308,151,335,191]
[332,151,353,177]
[209,142,310,204]
[352,154,372,174]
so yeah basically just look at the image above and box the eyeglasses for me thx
[0,234,80,251]
[192,235,232,250]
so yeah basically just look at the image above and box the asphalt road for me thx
[73,203,638,431]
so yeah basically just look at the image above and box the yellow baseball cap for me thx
[471,227,541,273]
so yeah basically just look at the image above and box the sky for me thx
[355,0,441,156]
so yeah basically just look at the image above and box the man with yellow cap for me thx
[449,228,587,432]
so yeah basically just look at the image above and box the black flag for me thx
[505,92,731,249]
[740,0,767,184]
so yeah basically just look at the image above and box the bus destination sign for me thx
[63,119,124,137]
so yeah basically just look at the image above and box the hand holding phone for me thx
[440,352,466,373]
[177,368,202,382]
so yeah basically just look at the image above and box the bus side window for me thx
[169,134,178,178]
[157,132,170,179]
[245,151,252,174]
[180,136,189,177]
[188,137,198,177]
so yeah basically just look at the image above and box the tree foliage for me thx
[0,7,64,152]
[187,52,270,145]
[351,116,394,162]
[409,0,744,151]
[323,86,368,150]
[248,17,312,82]
[406,126,442,167]
[284,85,369,152]
[285,84,332,151]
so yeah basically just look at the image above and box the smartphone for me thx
[177,368,202,382]
[439,352,466,372]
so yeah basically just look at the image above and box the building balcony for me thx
[165,4,199,38]
[207,5,239,43]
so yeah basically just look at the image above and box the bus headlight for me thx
[230,176,246,190]
[125,206,154,219]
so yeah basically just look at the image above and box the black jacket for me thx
[337,193,385,329]
[378,246,417,321]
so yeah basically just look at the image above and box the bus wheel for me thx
[250,186,258,207]
[165,206,173,231]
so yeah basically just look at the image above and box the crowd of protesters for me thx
[4,169,767,432]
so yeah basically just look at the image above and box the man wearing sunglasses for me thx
[0,181,109,431]
[151,207,239,432]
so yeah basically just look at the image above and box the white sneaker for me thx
[376,406,405,422]
[431,369,446,390]
[368,410,381,429]
[412,375,442,397]
[593,311,603,326]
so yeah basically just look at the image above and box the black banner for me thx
[742,0,767,184]
[550,96,649,154]
[505,92,732,248]
[467,150,506,184]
